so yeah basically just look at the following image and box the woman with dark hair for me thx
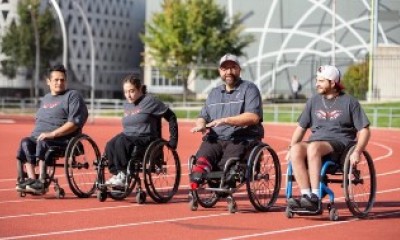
[104,74,179,186]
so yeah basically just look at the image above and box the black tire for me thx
[343,146,376,218]
[65,134,100,198]
[188,155,220,208]
[143,140,181,203]
[246,143,281,212]
[109,172,137,201]
[194,178,221,208]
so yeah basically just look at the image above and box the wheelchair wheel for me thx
[194,178,221,208]
[246,143,281,212]
[65,134,100,198]
[109,157,138,200]
[343,147,376,218]
[188,155,221,208]
[109,173,137,201]
[143,140,181,203]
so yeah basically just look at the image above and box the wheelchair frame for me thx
[96,138,181,204]
[188,141,282,213]
[285,145,377,221]
[17,133,101,198]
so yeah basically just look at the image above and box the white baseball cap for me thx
[219,53,240,68]
[317,65,344,90]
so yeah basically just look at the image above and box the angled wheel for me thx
[143,140,181,203]
[188,155,220,208]
[343,147,376,218]
[109,171,137,201]
[194,178,221,208]
[65,134,100,198]
[246,143,281,212]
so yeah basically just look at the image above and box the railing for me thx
[1,98,399,128]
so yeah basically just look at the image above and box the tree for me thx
[141,0,254,102]
[342,57,369,100]
[0,0,61,96]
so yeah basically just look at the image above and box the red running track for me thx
[0,115,399,240]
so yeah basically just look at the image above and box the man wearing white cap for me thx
[189,53,264,190]
[286,65,371,211]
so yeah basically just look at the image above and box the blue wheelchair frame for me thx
[285,144,376,221]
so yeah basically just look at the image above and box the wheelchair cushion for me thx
[44,147,65,164]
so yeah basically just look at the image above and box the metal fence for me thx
[1,98,399,128]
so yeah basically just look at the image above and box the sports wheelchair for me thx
[17,133,101,198]
[285,143,377,221]
[95,138,181,204]
[188,141,282,213]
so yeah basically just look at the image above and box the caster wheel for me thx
[227,196,237,213]
[285,206,294,218]
[329,207,339,221]
[56,188,65,199]
[188,194,198,211]
[19,191,26,198]
[97,191,107,202]
[136,191,146,204]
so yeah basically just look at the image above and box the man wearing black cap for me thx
[189,53,264,190]
[286,65,371,211]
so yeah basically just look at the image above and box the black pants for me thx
[16,137,69,164]
[104,133,155,175]
[195,139,255,171]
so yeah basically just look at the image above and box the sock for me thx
[192,157,212,175]
[300,188,311,197]
[190,157,212,189]
[312,189,320,198]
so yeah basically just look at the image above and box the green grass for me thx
[175,102,400,128]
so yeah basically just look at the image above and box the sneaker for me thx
[16,178,36,192]
[287,197,301,209]
[300,193,320,211]
[105,175,118,185]
[112,171,126,187]
[26,179,47,194]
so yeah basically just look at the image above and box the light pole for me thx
[72,0,96,123]
[29,1,40,106]
[49,0,68,67]
[368,0,378,102]
[331,0,336,66]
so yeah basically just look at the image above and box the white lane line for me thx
[219,211,400,240]
[369,141,393,162]
[0,204,143,220]
[0,213,231,240]
[0,119,15,124]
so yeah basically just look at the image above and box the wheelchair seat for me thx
[188,141,282,213]
[285,143,377,221]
